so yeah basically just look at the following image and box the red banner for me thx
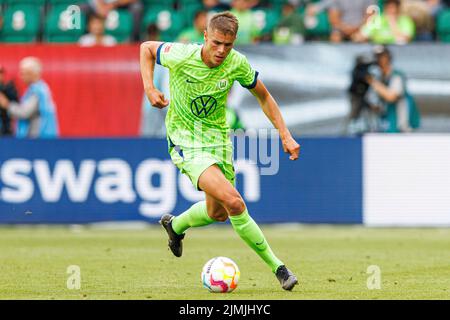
[0,45,143,137]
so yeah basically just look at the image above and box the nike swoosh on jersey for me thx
[186,79,198,83]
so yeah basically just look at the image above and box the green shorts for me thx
[168,138,235,190]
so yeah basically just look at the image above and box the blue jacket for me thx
[17,80,59,138]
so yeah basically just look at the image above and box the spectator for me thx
[273,3,306,45]
[0,57,59,138]
[402,0,436,41]
[202,0,231,12]
[83,0,143,41]
[79,14,117,47]
[140,24,169,137]
[0,65,19,136]
[355,0,415,44]
[230,0,261,44]
[177,11,208,44]
[328,0,376,42]
[366,46,420,133]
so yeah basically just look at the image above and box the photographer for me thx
[366,46,419,133]
[346,54,379,135]
[0,65,19,136]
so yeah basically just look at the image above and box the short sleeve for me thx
[389,74,405,97]
[157,42,191,69]
[235,53,259,89]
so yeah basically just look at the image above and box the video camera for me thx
[348,54,376,98]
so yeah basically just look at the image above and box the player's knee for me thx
[213,213,228,222]
[207,206,228,222]
[223,195,245,215]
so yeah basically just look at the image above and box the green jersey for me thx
[361,15,415,44]
[156,42,258,149]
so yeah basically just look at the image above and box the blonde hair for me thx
[208,11,239,36]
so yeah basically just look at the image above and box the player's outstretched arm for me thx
[250,79,300,160]
[140,41,169,109]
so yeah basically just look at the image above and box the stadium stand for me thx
[298,5,331,40]
[0,4,41,43]
[179,0,203,23]
[44,4,86,42]
[141,6,185,42]
[253,7,281,36]
[142,0,176,9]
[104,9,132,42]
[268,0,289,11]
[0,0,449,44]
[2,0,46,4]
[48,0,86,4]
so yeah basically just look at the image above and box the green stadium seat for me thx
[299,8,331,39]
[47,0,88,6]
[266,0,288,10]
[44,4,86,43]
[0,4,41,43]
[142,0,175,9]
[177,0,200,5]
[142,8,185,42]
[104,9,132,43]
[437,9,450,43]
[48,0,86,3]
[180,2,203,23]
[3,0,46,5]
[252,8,281,35]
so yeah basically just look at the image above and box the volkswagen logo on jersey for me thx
[190,95,217,118]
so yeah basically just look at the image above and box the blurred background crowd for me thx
[0,0,449,139]
[0,0,449,45]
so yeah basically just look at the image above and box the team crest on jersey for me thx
[217,79,228,90]
[191,95,217,118]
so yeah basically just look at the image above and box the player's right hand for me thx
[146,88,169,109]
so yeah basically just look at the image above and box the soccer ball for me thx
[201,257,240,293]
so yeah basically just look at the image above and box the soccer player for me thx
[140,12,300,291]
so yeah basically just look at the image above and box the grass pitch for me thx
[0,224,449,300]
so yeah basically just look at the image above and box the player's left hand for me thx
[282,136,300,161]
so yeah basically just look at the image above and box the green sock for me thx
[229,209,283,273]
[171,201,215,235]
